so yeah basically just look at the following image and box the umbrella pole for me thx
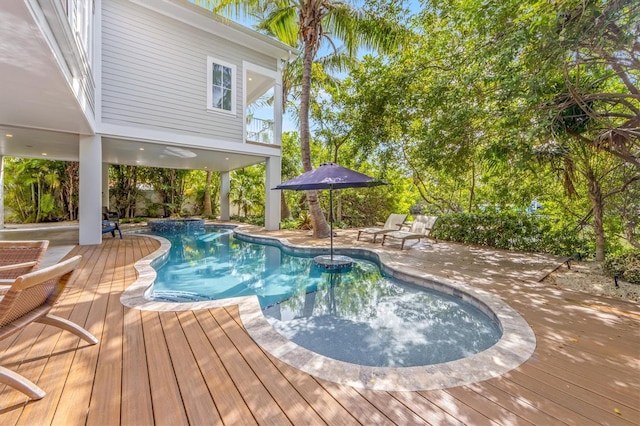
[330,189,334,260]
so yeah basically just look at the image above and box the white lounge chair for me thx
[0,255,98,400]
[357,214,408,243]
[381,215,438,250]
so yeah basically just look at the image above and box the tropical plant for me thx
[109,164,141,219]
[3,158,67,222]
[230,165,265,217]
[138,167,191,217]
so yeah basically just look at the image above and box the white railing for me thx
[246,117,274,144]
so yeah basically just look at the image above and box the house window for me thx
[207,57,235,114]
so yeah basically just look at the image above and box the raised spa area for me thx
[121,225,536,391]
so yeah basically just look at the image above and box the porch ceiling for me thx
[0,127,267,172]
[0,0,93,136]
[0,1,272,173]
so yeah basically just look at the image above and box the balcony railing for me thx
[246,117,274,144]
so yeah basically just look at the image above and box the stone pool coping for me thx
[120,226,536,391]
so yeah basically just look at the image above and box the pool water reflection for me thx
[148,227,501,367]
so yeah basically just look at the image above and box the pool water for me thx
[149,227,502,367]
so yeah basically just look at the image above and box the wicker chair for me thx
[0,255,98,400]
[0,240,49,282]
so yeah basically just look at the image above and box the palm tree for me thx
[213,0,406,237]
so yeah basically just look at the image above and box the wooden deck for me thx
[1,235,639,425]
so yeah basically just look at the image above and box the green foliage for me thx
[432,210,592,257]
[279,213,313,230]
[119,217,146,224]
[230,215,264,226]
[189,170,220,217]
[625,267,640,285]
[333,0,638,261]
[110,165,141,219]
[138,167,191,217]
[230,165,265,217]
[3,158,70,222]
[604,252,640,284]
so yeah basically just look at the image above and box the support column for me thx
[273,73,283,146]
[102,163,110,209]
[264,155,281,230]
[79,135,102,245]
[220,171,230,221]
[0,156,4,229]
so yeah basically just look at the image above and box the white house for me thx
[0,0,294,244]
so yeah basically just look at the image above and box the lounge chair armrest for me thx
[0,261,38,272]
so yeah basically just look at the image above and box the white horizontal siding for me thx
[101,0,277,142]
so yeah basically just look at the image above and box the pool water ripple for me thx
[121,225,536,391]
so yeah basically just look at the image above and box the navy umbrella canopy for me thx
[274,162,387,191]
[274,163,387,269]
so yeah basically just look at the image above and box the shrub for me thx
[624,265,640,284]
[230,215,264,226]
[280,218,299,230]
[604,252,640,284]
[431,211,592,257]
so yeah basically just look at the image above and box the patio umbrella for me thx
[274,162,387,269]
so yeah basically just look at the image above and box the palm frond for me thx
[258,5,300,47]
[324,4,408,56]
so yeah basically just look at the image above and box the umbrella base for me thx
[313,255,353,273]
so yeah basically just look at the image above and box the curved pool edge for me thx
[121,227,536,391]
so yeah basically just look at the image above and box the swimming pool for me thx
[147,226,501,367]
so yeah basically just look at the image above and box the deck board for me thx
[193,309,291,425]
[60,241,120,425]
[505,369,636,425]
[354,388,431,425]
[516,362,640,421]
[317,380,394,425]
[487,377,601,426]
[141,310,189,426]
[419,390,495,425]
[159,312,223,425]
[388,391,465,425]
[463,381,561,425]
[0,234,638,425]
[176,311,257,425]
[120,307,154,426]
[526,358,640,410]
[213,306,327,425]
[444,386,532,425]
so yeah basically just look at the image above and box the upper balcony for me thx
[245,71,277,145]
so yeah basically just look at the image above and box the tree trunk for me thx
[203,170,213,216]
[300,36,330,237]
[280,192,291,219]
[586,171,606,262]
[468,161,476,213]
